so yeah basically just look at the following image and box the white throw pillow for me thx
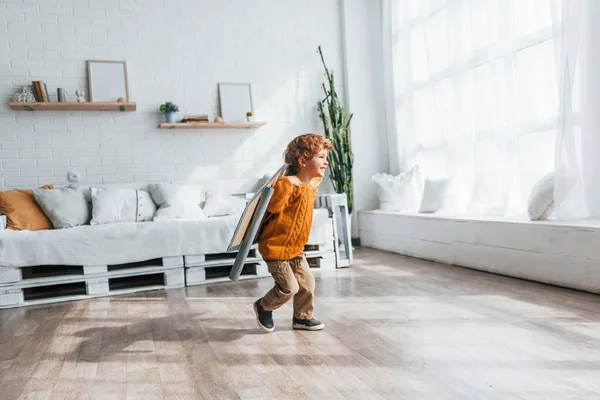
[90,187,157,225]
[33,185,91,229]
[527,168,578,221]
[203,192,247,217]
[148,183,207,221]
[419,178,448,213]
[372,165,421,212]
[528,171,556,220]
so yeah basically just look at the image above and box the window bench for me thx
[358,210,600,295]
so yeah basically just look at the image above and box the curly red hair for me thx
[284,133,333,175]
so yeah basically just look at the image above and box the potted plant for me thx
[159,101,179,123]
[317,45,354,215]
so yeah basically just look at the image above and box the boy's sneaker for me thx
[253,298,274,333]
[292,317,325,331]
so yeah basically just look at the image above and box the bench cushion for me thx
[0,209,331,268]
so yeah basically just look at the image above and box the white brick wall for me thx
[0,0,345,190]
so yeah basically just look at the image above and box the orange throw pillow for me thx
[0,185,54,231]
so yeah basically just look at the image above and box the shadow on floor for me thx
[67,313,273,363]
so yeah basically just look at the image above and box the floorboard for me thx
[1,248,600,399]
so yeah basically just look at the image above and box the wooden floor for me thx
[2,248,600,399]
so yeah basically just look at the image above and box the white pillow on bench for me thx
[33,185,90,229]
[419,178,448,213]
[372,165,421,212]
[203,192,247,217]
[90,187,157,225]
[527,168,577,221]
[148,183,207,221]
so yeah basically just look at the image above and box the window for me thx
[390,0,576,216]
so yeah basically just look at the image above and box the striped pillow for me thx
[0,185,54,231]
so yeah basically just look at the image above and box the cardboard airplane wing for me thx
[228,164,289,281]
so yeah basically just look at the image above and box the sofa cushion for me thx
[33,185,90,229]
[0,185,54,231]
[419,178,448,213]
[527,168,577,221]
[90,187,157,225]
[0,209,332,268]
[203,192,247,217]
[148,183,207,221]
[0,216,239,267]
[372,166,421,212]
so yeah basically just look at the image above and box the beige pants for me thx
[260,254,315,319]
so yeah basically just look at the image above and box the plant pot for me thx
[165,112,176,123]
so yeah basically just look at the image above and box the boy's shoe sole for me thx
[253,301,274,333]
[293,322,325,331]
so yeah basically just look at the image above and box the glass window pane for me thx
[517,129,556,207]
[514,0,552,38]
[433,78,459,142]
[490,56,514,132]
[470,139,510,214]
[424,9,449,75]
[473,64,494,132]
[449,0,473,64]
[410,26,430,82]
[470,0,491,50]
[454,69,475,141]
[516,40,558,123]
[416,148,448,180]
[413,86,440,147]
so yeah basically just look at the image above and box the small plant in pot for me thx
[159,101,179,123]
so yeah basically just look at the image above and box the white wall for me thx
[0,0,345,190]
[340,0,388,236]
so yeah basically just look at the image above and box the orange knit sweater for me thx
[258,177,316,261]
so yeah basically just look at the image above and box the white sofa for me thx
[0,179,337,308]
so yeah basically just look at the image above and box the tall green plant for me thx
[317,45,354,213]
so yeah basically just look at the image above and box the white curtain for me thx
[386,0,585,218]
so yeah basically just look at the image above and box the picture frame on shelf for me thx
[218,82,254,123]
[87,60,130,102]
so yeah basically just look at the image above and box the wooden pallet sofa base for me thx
[0,256,184,286]
[305,252,336,270]
[184,248,268,286]
[183,243,338,286]
[0,258,185,309]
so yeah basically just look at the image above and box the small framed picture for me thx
[218,82,254,123]
[87,60,130,102]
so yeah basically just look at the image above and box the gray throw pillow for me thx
[33,185,91,229]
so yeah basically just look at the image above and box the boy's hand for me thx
[287,176,301,187]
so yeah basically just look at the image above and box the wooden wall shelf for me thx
[8,102,136,112]
[158,122,266,129]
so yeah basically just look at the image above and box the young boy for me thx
[254,133,333,332]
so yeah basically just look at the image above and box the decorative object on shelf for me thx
[214,116,223,123]
[117,97,125,103]
[75,90,86,102]
[182,114,209,123]
[13,86,36,103]
[159,101,179,123]
[31,81,49,102]
[317,45,354,214]
[87,60,129,102]
[246,111,254,122]
[57,88,66,102]
[218,82,253,123]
